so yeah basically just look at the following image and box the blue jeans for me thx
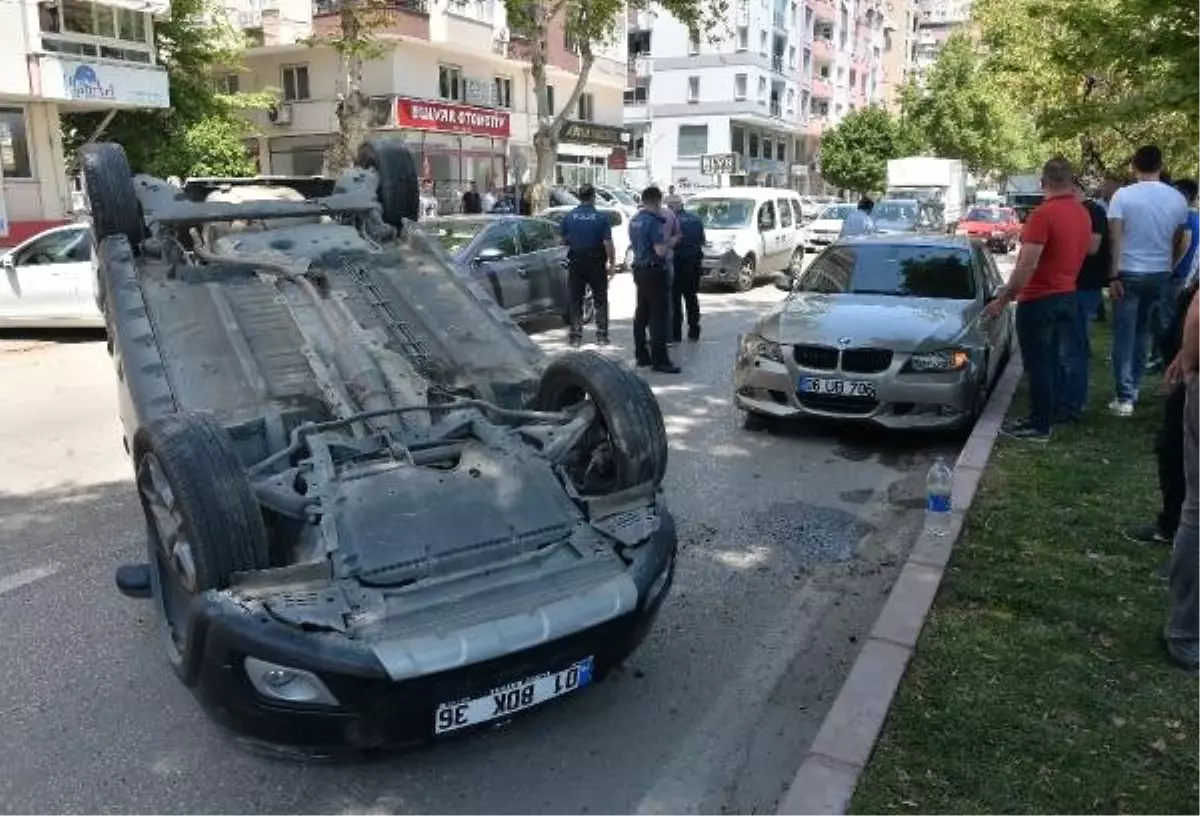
[1062,288,1104,417]
[1112,272,1170,403]
[1016,293,1075,433]
[1150,276,1187,362]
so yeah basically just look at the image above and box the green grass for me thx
[851,324,1200,815]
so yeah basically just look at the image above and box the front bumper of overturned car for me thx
[699,249,743,285]
[733,348,982,430]
[180,509,678,751]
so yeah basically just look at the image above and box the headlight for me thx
[908,349,970,372]
[739,333,785,364]
[244,656,340,706]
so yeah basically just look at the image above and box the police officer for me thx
[560,184,616,346]
[628,186,681,373]
[669,195,706,342]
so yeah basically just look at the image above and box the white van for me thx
[686,187,806,291]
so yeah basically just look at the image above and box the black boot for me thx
[687,324,701,341]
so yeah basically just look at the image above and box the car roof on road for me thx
[837,233,975,249]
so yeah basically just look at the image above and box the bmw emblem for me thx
[837,336,852,347]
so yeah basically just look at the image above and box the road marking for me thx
[634,584,836,815]
[0,562,62,597]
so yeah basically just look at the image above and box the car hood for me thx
[807,219,843,232]
[960,221,1003,231]
[755,293,981,351]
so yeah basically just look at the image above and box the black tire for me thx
[536,351,668,492]
[742,411,773,432]
[356,138,420,227]
[134,412,269,684]
[79,142,143,246]
[735,254,756,292]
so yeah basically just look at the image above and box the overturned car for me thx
[86,138,676,749]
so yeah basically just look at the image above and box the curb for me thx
[777,354,1025,815]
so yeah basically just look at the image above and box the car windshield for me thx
[818,203,855,221]
[426,220,489,255]
[691,198,757,228]
[538,210,567,224]
[602,187,638,206]
[872,201,920,222]
[795,243,976,300]
[966,207,1004,222]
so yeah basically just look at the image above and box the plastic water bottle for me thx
[925,457,953,536]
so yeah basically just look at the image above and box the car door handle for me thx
[515,266,529,278]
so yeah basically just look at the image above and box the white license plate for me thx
[798,376,876,398]
[434,657,594,734]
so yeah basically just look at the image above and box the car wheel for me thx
[79,142,143,248]
[535,351,668,492]
[735,255,756,292]
[355,138,420,228]
[134,412,270,685]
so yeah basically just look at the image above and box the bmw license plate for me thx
[798,376,876,398]
[434,657,594,734]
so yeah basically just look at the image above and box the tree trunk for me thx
[324,1,370,175]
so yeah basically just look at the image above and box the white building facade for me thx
[0,0,170,245]
[913,0,971,83]
[224,0,630,210]
[623,0,887,195]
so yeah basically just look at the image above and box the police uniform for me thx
[628,207,678,371]
[560,202,613,344]
[672,207,706,342]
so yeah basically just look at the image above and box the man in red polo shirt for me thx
[985,157,1093,440]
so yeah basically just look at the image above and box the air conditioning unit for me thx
[268,103,293,126]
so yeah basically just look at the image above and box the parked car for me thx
[688,187,806,292]
[84,138,676,749]
[592,186,639,215]
[422,214,582,325]
[870,198,945,236]
[956,206,1022,252]
[802,202,856,251]
[0,222,103,329]
[735,235,1014,433]
[537,204,634,271]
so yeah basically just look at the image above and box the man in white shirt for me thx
[1106,145,1189,415]
[840,197,876,237]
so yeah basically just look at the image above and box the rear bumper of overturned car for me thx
[182,509,678,751]
[733,356,981,431]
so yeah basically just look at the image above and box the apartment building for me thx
[622,0,886,194]
[913,0,971,83]
[0,0,170,245]
[224,0,630,208]
[877,0,920,110]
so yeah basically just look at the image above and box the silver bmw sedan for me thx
[734,235,1015,432]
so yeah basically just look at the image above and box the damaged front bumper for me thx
[176,507,677,750]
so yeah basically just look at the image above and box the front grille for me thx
[841,348,893,373]
[797,394,880,415]
[793,344,838,370]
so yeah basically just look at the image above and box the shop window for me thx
[687,76,699,102]
[577,93,594,122]
[439,64,463,101]
[677,124,707,158]
[282,65,310,101]
[0,107,33,179]
[493,76,512,109]
[734,74,747,100]
[762,138,772,158]
[776,140,787,160]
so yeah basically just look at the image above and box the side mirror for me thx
[0,255,13,270]
[474,247,507,265]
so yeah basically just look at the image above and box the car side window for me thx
[975,245,1001,295]
[477,222,521,258]
[758,201,776,230]
[14,229,89,267]
[789,199,803,225]
[518,219,561,253]
[777,199,793,228]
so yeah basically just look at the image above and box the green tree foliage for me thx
[63,0,264,177]
[817,105,913,193]
[972,0,1199,177]
[900,34,1044,176]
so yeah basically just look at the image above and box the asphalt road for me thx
[0,259,991,815]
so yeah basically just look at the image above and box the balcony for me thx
[810,0,836,21]
[30,52,169,108]
[771,53,784,73]
[811,76,831,96]
[812,37,834,60]
[769,99,782,117]
[312,0,428,38]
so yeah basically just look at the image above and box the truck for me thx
[1001,172,1045,222]
[885,157,968,232]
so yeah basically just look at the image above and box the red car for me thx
[956,206,1021,253]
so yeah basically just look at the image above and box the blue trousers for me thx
[1015,293,1075,433]
[1061,288,1103,417]
[1112,272,1169,403]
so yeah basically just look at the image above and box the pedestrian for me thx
[660,196,683,338]
[461,181,482,214]
[1093,176,1125,322]
[420,180,439,218]
[1059,177,1110,421]
[1161,288,1199,673]
[984,156,1092,441]
[628,186,680,373]
[668,194,706,342]
[481,184,498,214]
[840,196,875,236]
[559,184,615,347]
[1105,145,1190,416]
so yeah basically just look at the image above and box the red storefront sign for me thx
[395,97,511,139]
[607,149,628,170]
